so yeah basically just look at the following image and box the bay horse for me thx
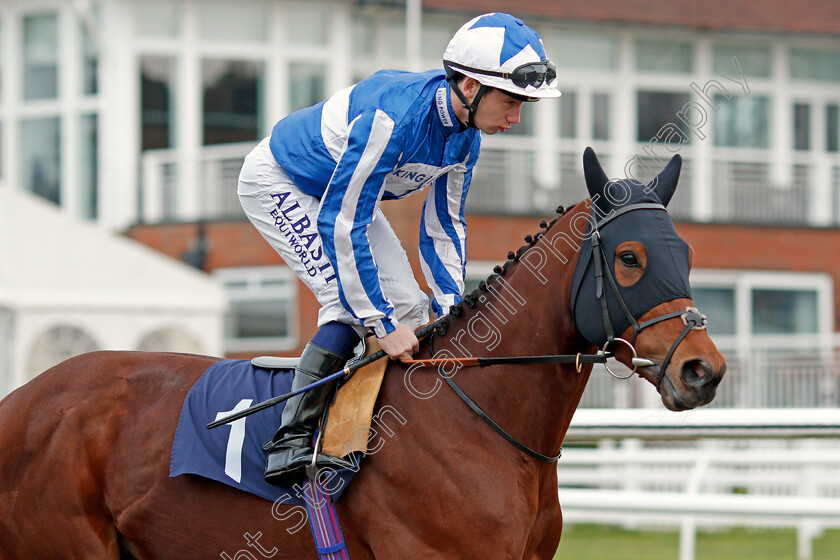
[0,148,725,559]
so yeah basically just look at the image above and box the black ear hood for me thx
[570,148,691,346]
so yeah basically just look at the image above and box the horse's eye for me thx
[619,252,640,268]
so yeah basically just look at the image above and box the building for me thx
[1,0,838,406]
[0,186,225,397]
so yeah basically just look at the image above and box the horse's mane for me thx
[430,202,579,339]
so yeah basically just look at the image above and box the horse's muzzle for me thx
[662,359,725,410]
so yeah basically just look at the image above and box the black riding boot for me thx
[264,342,355,485]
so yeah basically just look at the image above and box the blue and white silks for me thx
[268,70,481,337]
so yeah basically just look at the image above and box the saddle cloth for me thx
[169,347,388,505]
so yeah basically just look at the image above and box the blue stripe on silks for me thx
[458,171,472,279]
[350,127,398,322]
[433,174,466,267]
[419,212,461,301]
[317,110,400,326]
[317,172,347,306]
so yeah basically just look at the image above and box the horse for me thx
[0,148,725,559]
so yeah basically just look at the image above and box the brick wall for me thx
[127,195,840,356]
[426,0,840,35]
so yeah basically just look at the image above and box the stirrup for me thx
[253,338,366,371]
[251,356,299,369]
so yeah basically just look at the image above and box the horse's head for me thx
[571,147,725,410]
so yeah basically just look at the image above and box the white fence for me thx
[140,142,840,227]
[560,409,840,560]
[141,142,252,223]
[579,343,840,409]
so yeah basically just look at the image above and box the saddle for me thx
[253,337,388,458]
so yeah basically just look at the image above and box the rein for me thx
[210,202,706,464]
[401,353,609,371]
[411,202,706,464]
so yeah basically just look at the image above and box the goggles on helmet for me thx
[444,59,557,89]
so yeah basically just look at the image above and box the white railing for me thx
[562,409,840,560]
[140,142,840,227]
[141,142,253,223]
[579,343,840,409]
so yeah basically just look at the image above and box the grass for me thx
[553,524,840,559]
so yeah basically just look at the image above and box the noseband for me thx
[588,203,707,383]
[214,204,710,463]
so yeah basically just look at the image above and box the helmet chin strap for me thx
[447,75,488,130]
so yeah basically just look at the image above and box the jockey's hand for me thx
[378,323,419,362]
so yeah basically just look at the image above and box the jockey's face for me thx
[456,77,525,134]
[473,87,524,134]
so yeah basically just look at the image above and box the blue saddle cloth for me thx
[170,359,360,506]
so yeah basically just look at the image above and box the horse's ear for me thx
[583,147,610,200]
[648,154,682,207]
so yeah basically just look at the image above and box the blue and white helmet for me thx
[443,13,561,100]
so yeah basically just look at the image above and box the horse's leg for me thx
[527,475,564,559]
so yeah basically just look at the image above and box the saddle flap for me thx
[251,356,299,369]
[322,338,388,458]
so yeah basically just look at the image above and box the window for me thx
[713,95,770,148]
[559,90,576,139]
[790,47,840,83]
[198,2,268,42]
[81,13,98,95]
[548,30,617,71]
[421,21,458,59]
[21,117,61,205]
[134,1,180,38]
[0,20,4,104]
[691,286,736,337]
[637,91,691,143]
[712,44,771,78]
[690,270,831,348]
[793,103,811,151]
[592,93,610,140]
[826,104,839,153]
[79,114,98,219]
[288,62,325,113]
[635,39,693,74]
[352,17,375,57]
[556,90,610,141]
[203,59,264,145]
[23,13,59,100]
[285,4,329,47]
[380,19,407,59]
[216,267,298,353]
[752,289,818,335]
[141,56,177,151]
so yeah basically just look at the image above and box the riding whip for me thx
[206,322,439,429]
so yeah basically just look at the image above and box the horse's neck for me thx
[430,204,594,459]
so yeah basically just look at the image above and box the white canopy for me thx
[0,186,226,396]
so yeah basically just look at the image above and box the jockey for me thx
[237,12,561,485]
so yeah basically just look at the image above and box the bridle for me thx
[405,202,708,462]
[209,203,709,463]
[587,203,708,384]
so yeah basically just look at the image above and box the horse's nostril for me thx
[681,359,712,387]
